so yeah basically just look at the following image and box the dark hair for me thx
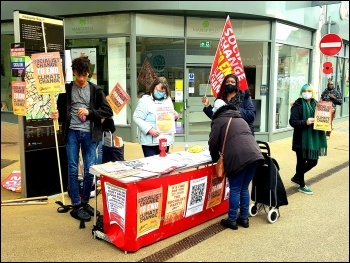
[216,74,239,100]
[71,56,91,76]
[149,78,170,99]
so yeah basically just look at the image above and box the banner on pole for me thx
[209,16,248,97]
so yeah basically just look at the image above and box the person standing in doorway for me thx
[50,56,113,221]
[320,80,343,137]
[201,74,256,135]
[289,84,327,195]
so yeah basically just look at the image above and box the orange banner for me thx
[106,82,130,114]
[210,15,248,97]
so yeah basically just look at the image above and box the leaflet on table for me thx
[90,161,136,178]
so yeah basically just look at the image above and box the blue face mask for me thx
[154,90,165,99]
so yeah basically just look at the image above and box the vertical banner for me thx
[209,15,248,97]
[31,52,65,94]
[10,42,26,116]
[314,101,332,131]
[106,82,130,114]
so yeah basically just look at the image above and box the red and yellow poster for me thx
[163,181,188,225]
[210,15,248,97]
[137,57,157,91]
[314,101,332,131]
[11,82,26,116]
[206,174,225,209]
[137,187,162,238]
[106,82,130,114]
[31,52,65,94]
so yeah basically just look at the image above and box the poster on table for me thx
[313,101,332,131]
[70,48,97,84]
[31,52,65,94]
[155,105,176,134]
[137,187,163,238]
[185,176,208,217]
[206,175,225,209]
[163,181,189,225]
[137,57,157,91]
[209,15,248,97]
[106,82,130,114]
[104,182,126,233]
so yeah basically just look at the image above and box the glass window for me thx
[276,44,310,129]
[66,37,131,125]
[276,23,312,47]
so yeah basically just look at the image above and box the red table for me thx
[96,162,229,253]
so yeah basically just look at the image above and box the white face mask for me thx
[302,92,312,100]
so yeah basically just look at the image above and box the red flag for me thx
[209,16,248,97]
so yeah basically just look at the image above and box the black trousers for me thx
[293,149,318,187]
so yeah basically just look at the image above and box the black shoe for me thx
[220,219,238,230]
[237,217,249,228]
[82,203,100,216]
[70,207,91,221]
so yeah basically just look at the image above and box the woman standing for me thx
[289,84,327,195]
[133,77,179,157]
[202,74,256,135]
[208,99,264,230]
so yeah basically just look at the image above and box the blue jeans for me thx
[227,161,259,221]
[66,129,96,206]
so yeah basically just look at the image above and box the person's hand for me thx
[329,94,335,99]
[50,111,59,120]
[202,96,209,106]
[173,111,179,120]
[78,108,88,119]
[306,117,315,125]
[331,108,335,113]
[148,128,160,137]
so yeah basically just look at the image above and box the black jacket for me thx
[289,98,315,151]
[203,90,256,135]
[57,81,113,142]
[208,104,264,177]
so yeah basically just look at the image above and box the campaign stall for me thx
[90,150,229,252]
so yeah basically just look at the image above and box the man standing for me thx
[320,81,343,137]
[50,56,113,221]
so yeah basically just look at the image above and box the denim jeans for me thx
[66,129,97,206]
[227,161,259,221]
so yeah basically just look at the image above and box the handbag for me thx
[215,117,232,180]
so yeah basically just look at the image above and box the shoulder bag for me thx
[215,117,232,180]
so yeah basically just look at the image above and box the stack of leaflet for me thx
[90,161,140,179]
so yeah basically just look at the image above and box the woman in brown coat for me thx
[208,99,264,230]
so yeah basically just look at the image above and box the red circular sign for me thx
[319,34,343,56]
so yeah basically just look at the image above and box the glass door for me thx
[184,65,215,141]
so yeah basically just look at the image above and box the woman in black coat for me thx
[208,99,264,230]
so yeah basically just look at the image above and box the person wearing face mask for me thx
[320,81,343,137]
[133,77,179,157]
[289,84,327,195]
[201,74,256,135]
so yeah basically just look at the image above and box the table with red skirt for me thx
[90,150,229,253]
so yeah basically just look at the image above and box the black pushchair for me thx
[250,140,288,223]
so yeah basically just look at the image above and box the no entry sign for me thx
[319,33,343,56]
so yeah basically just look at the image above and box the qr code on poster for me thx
[189,183,205,206]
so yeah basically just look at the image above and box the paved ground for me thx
[1,119,349,262]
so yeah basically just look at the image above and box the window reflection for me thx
[276,44,310,129]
